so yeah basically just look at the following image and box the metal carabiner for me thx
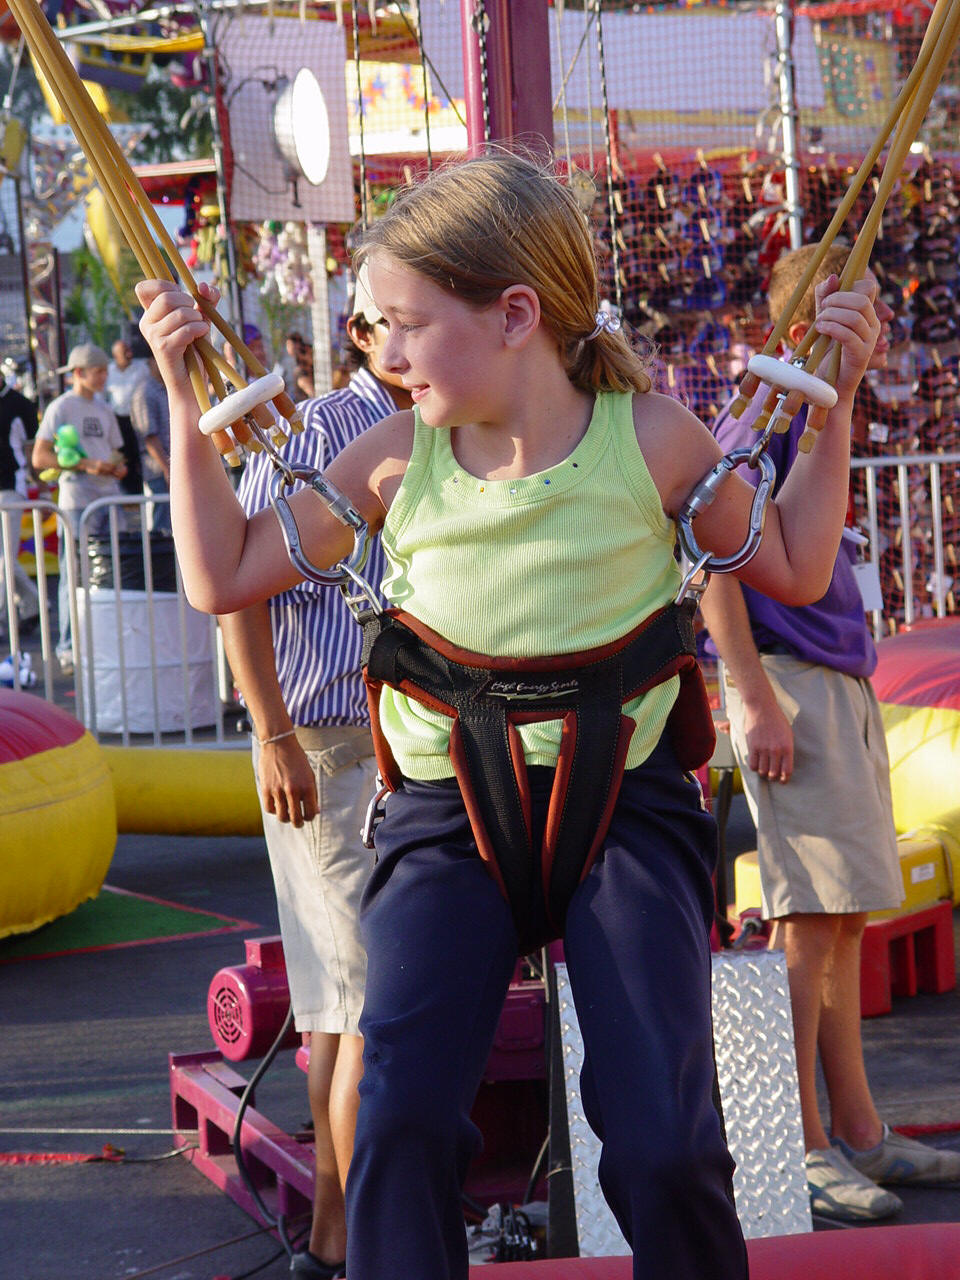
[269,465,378,603]
[675,446,777,602]
[361,777,390,850]
[245,409,298,488]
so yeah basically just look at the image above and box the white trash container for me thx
[77,587,219,734]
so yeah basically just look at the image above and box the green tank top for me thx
[379,390,683,779]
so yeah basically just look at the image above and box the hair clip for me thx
[587,309,623,341]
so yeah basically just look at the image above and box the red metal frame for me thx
[172,942,549,1225]
[474,1222,960,1278]
[169,1050,313,1228]
[860,899,956,1017]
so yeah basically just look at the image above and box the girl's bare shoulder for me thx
[630,390,723,518]
[325,408,415,522]
[631,388,705,437]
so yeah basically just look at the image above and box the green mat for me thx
[0,886,257,962]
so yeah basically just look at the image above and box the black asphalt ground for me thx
[2,800,960,1280]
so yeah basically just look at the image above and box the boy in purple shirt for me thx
[714,375,876,679]
[701,244,960,1222]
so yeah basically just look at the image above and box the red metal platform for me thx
[171,941,550,1225]
[169,1050,313,1226]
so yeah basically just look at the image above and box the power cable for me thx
[229,1001,305,1262]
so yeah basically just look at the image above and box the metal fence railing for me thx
[2,495,234,747]
[853,449,960,637]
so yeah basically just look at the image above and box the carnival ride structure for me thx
[4,0,960,1271]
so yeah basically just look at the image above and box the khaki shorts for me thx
[253,725,378,1034]
[723,655,903,919]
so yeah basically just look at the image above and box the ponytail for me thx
[564,326,654,395]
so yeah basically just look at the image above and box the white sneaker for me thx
[833,1124,960,1186]
[805,1145,902,1221]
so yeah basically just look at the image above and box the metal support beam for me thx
[774,0,804,249]
[12,176,38,394]
[461,0,552,155]
[507,0,554,157]
[307,224,332,396]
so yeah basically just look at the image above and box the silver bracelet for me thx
[257,728,298,747]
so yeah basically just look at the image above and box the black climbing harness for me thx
[357,600,714,953]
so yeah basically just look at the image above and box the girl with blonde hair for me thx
[138,151,881,1280]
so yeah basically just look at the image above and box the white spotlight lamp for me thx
[273,68,331,204]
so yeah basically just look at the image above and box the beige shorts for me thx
[253,725,378,1035]
[723,655,903,919]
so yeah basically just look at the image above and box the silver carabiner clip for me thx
[675,446,777,603]
[361,778,390,850]
[269,465,378,606]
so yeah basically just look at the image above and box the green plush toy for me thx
[38,425,88,483]
[53,424,86,470]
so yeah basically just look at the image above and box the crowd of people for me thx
[0,323,297,663]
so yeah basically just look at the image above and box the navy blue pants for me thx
[345,740,748,1280]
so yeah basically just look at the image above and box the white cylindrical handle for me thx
[747,355,838,409]
[197,372,285,436]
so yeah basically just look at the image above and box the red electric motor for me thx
[207,936,300,1061]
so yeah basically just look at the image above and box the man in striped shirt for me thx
[218,274,410,1280]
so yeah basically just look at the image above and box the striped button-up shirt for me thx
[236,367,394,726]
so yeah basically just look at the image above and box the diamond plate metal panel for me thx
[712,950,812,1239]
[554,950,811,1256]
[555,962,626,1257]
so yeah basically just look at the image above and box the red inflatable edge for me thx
[872,617,960,711]
[0,689,86,764]
[471,1221,960,1278]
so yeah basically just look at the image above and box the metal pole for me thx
[774,0,803,249]
[3,38,37,392]
[307,224,332,396]
[12,175,38,394]
[53,248,66,396]
[461,0,490,154]
[508,0,553,156]
[484,0,514,143]
[460,0,553,155]
[197,4,243,331]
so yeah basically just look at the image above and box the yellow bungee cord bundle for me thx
[731,0,960,454]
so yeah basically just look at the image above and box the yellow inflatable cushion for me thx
[0,731,116,939]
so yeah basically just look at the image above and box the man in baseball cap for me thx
[33,341,127,672]
[58,342,110,373]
